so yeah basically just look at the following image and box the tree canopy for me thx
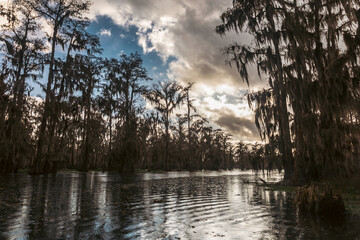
[217,0,360,183]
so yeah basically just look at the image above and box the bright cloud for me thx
[99,28,112,37]
[90,0,267,141]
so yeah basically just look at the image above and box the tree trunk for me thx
[187,91,191,170]
[31,25,58,175]
[273,34,294,181]
[165,113,169,170]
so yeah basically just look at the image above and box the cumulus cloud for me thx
[98,28,112,37]
[0,15,6,25]
[90,0,266,141]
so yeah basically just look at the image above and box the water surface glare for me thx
[0,170,359,239]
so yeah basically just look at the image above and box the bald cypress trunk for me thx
[187,91,192,170]
[31,24,58,175]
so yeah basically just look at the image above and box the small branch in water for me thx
[259,178,267,184]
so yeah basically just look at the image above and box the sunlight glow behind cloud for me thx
[88,0,265,141]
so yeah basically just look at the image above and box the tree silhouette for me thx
[171,114,187,169]
[217,0,360,183]
[183,82,197,170]
[146,81,186,170]
[101,53,151,173]
[29,0,92,174]
[0,0,45,173]
[216,0,294,180]
[71,54,101,171]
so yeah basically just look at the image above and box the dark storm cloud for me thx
[215,112,260,141]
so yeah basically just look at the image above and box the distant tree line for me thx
[0,0,276,174]
[217,0,360,183]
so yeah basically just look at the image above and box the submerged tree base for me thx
[262,180,360,216]
[295,183,345,217]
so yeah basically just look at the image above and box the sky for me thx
[1,0,267,142]
[84,0,269,142]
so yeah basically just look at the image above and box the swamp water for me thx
[0,170,359,239]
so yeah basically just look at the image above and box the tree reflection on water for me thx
[0,170,358,239]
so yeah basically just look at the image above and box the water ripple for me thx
[0,171,359,240]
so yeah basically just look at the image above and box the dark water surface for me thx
[0,170,359,239]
